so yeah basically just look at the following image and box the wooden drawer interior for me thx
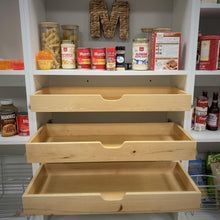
[26,123,196,163]
[23,161,201,215]
[30,86,191,112]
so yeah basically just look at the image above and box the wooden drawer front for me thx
[30,87,191,112]
[23,162,201,215]
[26,123,196,163]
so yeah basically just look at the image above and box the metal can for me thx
[77,48,91,69]
[194,115,207,132]
[17,113,29,136]
[61,40,76,69]
[198,35,220,70]
[106,48,116,71]
[91,48,106,70]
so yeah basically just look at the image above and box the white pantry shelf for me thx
[191,129,220,143]
[33,69,187,76]
[195,70,220,76]
[201,3,220,9]
[0,70,25,76]
[0,135,29,145]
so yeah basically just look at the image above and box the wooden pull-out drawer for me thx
[23,161,201,215]
[26,123,196,163]
[30,86,191,112]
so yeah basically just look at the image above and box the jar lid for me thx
[41,22,59,28]
[134,38,147,42]
[61,25,79,30]
[153,27,171,32]
[1,99,13,105]
[116,46,125,50]
[141,28,154,33]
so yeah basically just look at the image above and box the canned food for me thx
[77,48,91,69]
[91,48,106,70]
[17,113,29,136]
[194,115,207,132]
[198,35,220,70]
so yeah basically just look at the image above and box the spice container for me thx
[198,35,220,70]
[0,100,18,137]
[91,48,106,70]
[61,40,76,69]
[132,38,149,71]
[116,46,125,70]
[62,25,79,48]
[40,22,61,69]
[17,112,29,136]
[106,48,116,71]
[77,48,91,69]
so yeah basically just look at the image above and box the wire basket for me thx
[0,155,32,218]
[191,174,220,211]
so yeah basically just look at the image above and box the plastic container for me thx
[61,40,76,69]
[40,22,61,69]
[62,25,79,48]
[132,38,149,71]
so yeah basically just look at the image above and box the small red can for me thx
[106,48,116,71]
[198,35,220,70]
[91,48,106,70]
[17,113,29,136]
[77,48,91,69]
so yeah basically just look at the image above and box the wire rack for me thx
[0,155,32,218]
[191,174,220,211]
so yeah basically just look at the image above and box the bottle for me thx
[207,92,219,131]
[61,40,76,69]
[0,99,18,137]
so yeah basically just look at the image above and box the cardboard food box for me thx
[152,32,181,71]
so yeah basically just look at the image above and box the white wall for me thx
[0,0,23,59]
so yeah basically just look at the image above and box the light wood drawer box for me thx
[26,123,196,163]
[23,161,201,215]
[30,87,191,112]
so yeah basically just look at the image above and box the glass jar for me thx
[132,38,149,71]
[61,40,76,69]
[0,99,18,137]
[40,22,61,69]
[62,25,79,48]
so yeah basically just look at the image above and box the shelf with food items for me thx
[0,70,26,76]
[189,152,220,211]
[33,69,187,76]
[0,99,30,145]
[192,90,220,142]
[0,135,29,145]
[0,60,24,71]
[35,23,182,75]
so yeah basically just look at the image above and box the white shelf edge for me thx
[0,70,26,76]
[195,70,220,76]
[191,130,220,143]
[0,135,29,145]
[33,69,187,76]
[201,3,220,9]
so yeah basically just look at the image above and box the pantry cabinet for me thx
[1,0,220,219]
